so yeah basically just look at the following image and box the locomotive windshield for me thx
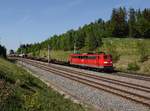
[104,55,112,60]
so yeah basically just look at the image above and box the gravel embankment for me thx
[18,61,150,111]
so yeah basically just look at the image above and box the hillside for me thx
[27,38,150,74]
[0,58,87,111]
[16,7,150,74]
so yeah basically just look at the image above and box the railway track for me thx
[36,57,150,81]
[10,56,150,81]
[113,72,150,81]
[24,58,150,92]
[17,58,150,107]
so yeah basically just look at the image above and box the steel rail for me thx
[113,72,150,81]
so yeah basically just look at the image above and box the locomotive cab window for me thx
[82,56,88,59]
[104,55,111,60]
[87,56,96,59]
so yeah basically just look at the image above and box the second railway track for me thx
[17,58,150,107]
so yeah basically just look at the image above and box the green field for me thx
[0,58,89,111]
[36,38,150,74]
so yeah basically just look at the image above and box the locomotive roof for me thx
[70,53,107,56]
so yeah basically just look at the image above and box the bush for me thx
[0,45,6,58]
[137,41,149,62]
[127,62,140,71]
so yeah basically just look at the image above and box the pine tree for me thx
[111,7,128,37]
[129,8,136,37]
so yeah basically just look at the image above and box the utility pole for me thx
[48,45,50,63]
[19,41,23,66]
[19,41,21,54]
[74,40,76,54]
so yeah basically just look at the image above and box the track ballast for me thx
[14,57,150,107]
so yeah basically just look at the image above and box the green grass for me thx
[101,38,150,55]
[100,38,150,74]
[127,62,140,71]
[0,58,88,111]
[39,50,73,62]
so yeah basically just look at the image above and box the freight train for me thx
[9,52,114,72]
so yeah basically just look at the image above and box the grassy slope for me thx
[0,58,88,111]
[101,38,150,74]
[36,38,150,74]
[101,38,150,56]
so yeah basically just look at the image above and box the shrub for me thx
[0,45,6,58]
[137,41,149,62]
[127,62,140,71]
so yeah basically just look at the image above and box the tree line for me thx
[17,7,150,54]
[0,45,6,58]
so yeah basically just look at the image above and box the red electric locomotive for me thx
[69,52,113,71]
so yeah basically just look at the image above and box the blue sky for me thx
[0,0,149,51]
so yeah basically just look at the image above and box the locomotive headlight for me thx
[104,61,108,64]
